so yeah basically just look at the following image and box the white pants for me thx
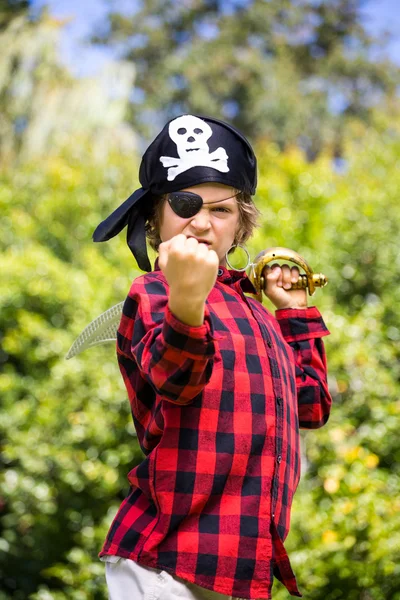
[103,557,248,600]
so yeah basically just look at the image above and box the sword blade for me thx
[66,301,124,359]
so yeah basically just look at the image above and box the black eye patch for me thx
[168,191,203,218]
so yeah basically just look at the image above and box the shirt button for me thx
[218,268,223,276]
[276,396,282,405]
[277,455,282,464]
[267,339,272,348]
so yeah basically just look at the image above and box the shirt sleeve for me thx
[275,306,332,429]
[117,273,216,405]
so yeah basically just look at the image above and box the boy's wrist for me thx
[169,292,206,327]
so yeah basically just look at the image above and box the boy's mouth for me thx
[187,236,211,245]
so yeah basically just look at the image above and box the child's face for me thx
[159,183,240,265]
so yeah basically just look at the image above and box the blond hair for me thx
[145,191,260,251]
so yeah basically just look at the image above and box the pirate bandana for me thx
[93,114,257,271]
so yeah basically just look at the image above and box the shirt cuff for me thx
[162,305,216,359]
[275,306,330,342]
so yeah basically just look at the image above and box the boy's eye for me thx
[212,206,230,213]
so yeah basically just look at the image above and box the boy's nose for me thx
[189,209,211,231]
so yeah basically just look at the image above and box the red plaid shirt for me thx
[99,264,331,599]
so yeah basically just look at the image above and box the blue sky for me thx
[31,0,400,76]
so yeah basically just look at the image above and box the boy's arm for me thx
[117,274,216,405]
[275,306,332,429]
[263,264,331,429]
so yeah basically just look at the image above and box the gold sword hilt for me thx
[249,247,328,302]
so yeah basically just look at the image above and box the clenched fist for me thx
[262,263,308,310]
[158,234,219,326]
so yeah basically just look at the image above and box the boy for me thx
[93,115,331,599]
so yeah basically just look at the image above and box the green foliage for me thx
[0,152,145,599]
[1,109,400,600]
[0,1,29,29]
[93,0,399,157]
[251,122,400,599]
[1,4,399,599]
[0,11,135,166]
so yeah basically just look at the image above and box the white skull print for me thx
[170,115,213,157]
[160,115,229,181]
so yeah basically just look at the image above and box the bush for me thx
[1,124,399,598]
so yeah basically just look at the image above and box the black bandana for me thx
[93,114,257,272]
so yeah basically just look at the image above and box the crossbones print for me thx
[160,115,230,181]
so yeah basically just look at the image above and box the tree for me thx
[1,110,400,598]
[249,115,400,599]
[0,9,136,165]
[92,0,399,157]
[0,149,144,599]
[0,0,29,30]
[1,6,399,594]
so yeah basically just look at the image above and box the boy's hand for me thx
[159,234,219,326]
[262,264,308,310]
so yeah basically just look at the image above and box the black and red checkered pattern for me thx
[99,265,331,599]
